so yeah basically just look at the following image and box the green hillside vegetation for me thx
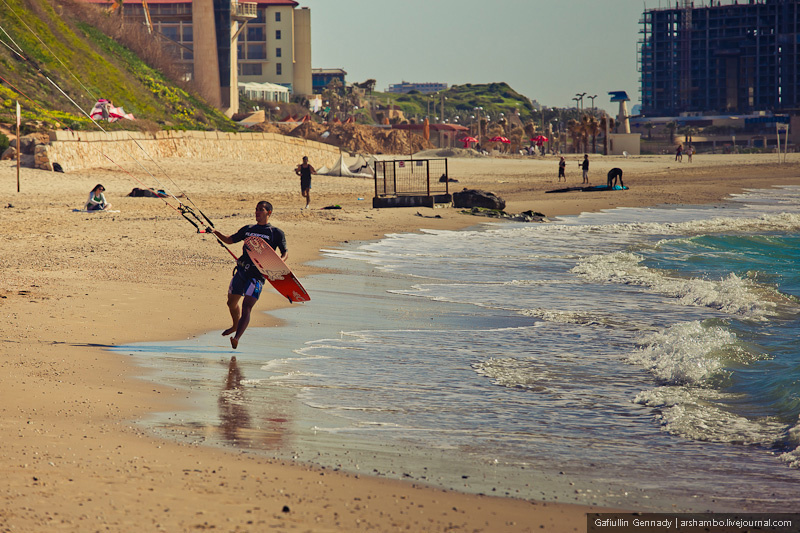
[0,0,234,132]
[372,82,539,124]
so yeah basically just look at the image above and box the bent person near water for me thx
[607,168,624,188]
[208,201,288,349]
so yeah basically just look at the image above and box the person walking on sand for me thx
[686,145,693,163]
[579,154,590,184]
[558,156,566,182]
[207,201,288,350]
[85,183,112,211]
[675,144,683,162]
[294,156,316,209]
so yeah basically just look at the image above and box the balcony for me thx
[232,2,257,21]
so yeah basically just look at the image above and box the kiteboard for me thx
[243,236,310,303]
[546,185,628,193]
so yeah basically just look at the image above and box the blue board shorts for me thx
[228,268,263,299]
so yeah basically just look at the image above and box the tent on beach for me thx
[317,154,374,178]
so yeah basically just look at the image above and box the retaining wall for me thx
[44,130,342,172]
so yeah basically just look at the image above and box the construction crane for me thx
[141,0,153,34]
[106,0,153,34]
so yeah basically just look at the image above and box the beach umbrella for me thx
[531,135,549,144]
[490,136,510,143]
[459,136,478,148]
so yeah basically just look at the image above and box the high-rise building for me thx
[639,0,800,116]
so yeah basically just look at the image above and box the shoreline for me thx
[2,153,798,531]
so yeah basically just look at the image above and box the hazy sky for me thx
[299,0,648,111]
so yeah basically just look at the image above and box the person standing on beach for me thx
[675,145,683,162]
[687,145,693,163]
[294,156,316,209]
[558,157,566,182]
[579,154,589,184]
[207,201,288,350]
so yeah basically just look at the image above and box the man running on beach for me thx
[207,201,288,349]
[607,167,624,188]
[294,156,316,209]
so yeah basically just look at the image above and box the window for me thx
[181,25,193,43]
[241,63,263,76]
[276,30,281,40]
[275,11,281,22]
[276,63,282,76]
[276,47,282,58]
[159,24,179,41]
[247,26,264,41]
[247,44,266,60]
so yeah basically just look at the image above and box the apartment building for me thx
[86,0,311,113]
[639,0,800,116]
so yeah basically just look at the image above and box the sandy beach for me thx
[1,151,799,531]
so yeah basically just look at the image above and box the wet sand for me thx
[1,152,798,531]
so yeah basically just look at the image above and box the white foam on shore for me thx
[629,321,758,385]
[573,251,779,320]
[634,385,786,446]
[779,419,800,468]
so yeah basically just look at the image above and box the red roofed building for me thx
[82,0,311,116]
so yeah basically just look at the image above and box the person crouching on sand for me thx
[607,168,624,188]
[207,201,288,349]
[86,183,112,211]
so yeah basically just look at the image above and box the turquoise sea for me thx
[116,186,800,511]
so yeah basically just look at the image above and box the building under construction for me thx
[639,0,800,117]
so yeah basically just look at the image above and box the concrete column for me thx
[293,7,312,96]
[192,0,222,108]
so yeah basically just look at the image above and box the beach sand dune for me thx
[0,153,797,531]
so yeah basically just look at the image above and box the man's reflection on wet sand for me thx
[218,356,288,448]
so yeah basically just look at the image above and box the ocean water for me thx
[117,186,800,511]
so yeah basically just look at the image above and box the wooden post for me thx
[444,158,449,195]
[16,101,20,193]
[426,160,430,197]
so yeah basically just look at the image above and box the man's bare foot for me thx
[222,326,236,336]
[230,337,239,349]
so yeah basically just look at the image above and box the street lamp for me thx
[269,105,281,122]
[587,94,597,113]
[575,92,586,113]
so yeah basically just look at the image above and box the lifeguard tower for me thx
[607,91,641,156]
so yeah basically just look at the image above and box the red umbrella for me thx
[459,136,478,148]
[531,135,549,144]
[490,136,510,143]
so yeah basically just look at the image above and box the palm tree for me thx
[678,125,697,144]
[586,116,601,154]
[644,121,656,140]
[567,119,583,153]
[665,121,678,144]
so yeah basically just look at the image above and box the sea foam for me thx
[573,251,777,319]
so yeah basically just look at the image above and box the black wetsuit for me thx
[299,164,313,191]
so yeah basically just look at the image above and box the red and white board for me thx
[244,236,310,303]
